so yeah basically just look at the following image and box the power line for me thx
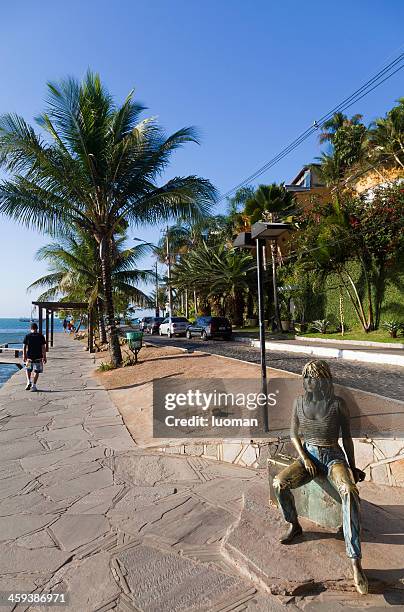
[220,53,404,200]
[218,51,404,203]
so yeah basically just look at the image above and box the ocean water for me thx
[0,318,63,388]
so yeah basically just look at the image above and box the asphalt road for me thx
[146,334,404,402]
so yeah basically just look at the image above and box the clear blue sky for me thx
[0,0,403,316]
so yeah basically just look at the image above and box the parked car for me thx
[186,316,233,340]
[159,316,190,337]
[140,316,153,331]
[145,317,165,334]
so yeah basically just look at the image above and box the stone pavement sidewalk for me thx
[0,335,403,611]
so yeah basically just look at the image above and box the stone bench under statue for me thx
[268,454,342,530]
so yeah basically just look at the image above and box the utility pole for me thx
[155,261,159,317]
[166,227,173,317]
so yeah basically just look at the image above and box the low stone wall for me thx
[154,436,404,487]
[156,440,264,467]
[354,438,404,487]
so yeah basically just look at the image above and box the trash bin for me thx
[126,331,143,349]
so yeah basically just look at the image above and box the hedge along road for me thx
[147,335,403,402]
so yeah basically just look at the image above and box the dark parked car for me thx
[186,316,233,340]
[140,316,153,331]
[145,317,165,334]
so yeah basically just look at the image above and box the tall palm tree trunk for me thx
[75,316,84,333]
[99,237,122,367]
[97,297,107,344]
[232,289,244,327]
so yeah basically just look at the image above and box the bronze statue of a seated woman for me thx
[273,359,368,595]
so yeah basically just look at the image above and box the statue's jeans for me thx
[273,443,361,559]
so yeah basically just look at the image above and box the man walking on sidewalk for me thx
[23,322,47,392]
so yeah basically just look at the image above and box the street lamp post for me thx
[255,237,269,432]
[233,222,290,434]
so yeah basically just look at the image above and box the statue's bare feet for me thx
[280,522,303,544]
[351,559,368,595]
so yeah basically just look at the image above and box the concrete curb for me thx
[235,337,404,367]
[295,336,404,349]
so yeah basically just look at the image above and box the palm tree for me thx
[316,152,344,187]
[156,217,239,317]
[368,98,404,169]
[244,184,294,329]
[28,230,153,344]
[0,72,216,365]
[225,186,255,236]
[172,242,254,325]
[317,116,368,189]
[244,183,294,223]
[319,112,363,145]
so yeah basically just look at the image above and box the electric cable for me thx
[218,52,404,202]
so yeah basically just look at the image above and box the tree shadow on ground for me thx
[35,388,106,393]
[139,353,209,364]
[108,371,183,391]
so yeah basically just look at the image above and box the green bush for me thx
[311,319,331,334]
[98,361,115,372]
[381,319,403,338]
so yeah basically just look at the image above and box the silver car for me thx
[159,316,190,338]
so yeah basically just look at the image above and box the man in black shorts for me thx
[23,323,47,392]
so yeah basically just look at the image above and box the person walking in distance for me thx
[23,322,47,392]
[272,360,368,595]
[62,318,68,333]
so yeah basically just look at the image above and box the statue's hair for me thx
[302,360,334,401]
[302,360,332,380]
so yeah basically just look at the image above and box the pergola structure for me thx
[32,301,95,353]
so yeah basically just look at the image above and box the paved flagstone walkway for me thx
[0,335,403,611]
[0,336,270,611]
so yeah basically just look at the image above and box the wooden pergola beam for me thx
[32,301,94,353]
[32,301,88,311]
